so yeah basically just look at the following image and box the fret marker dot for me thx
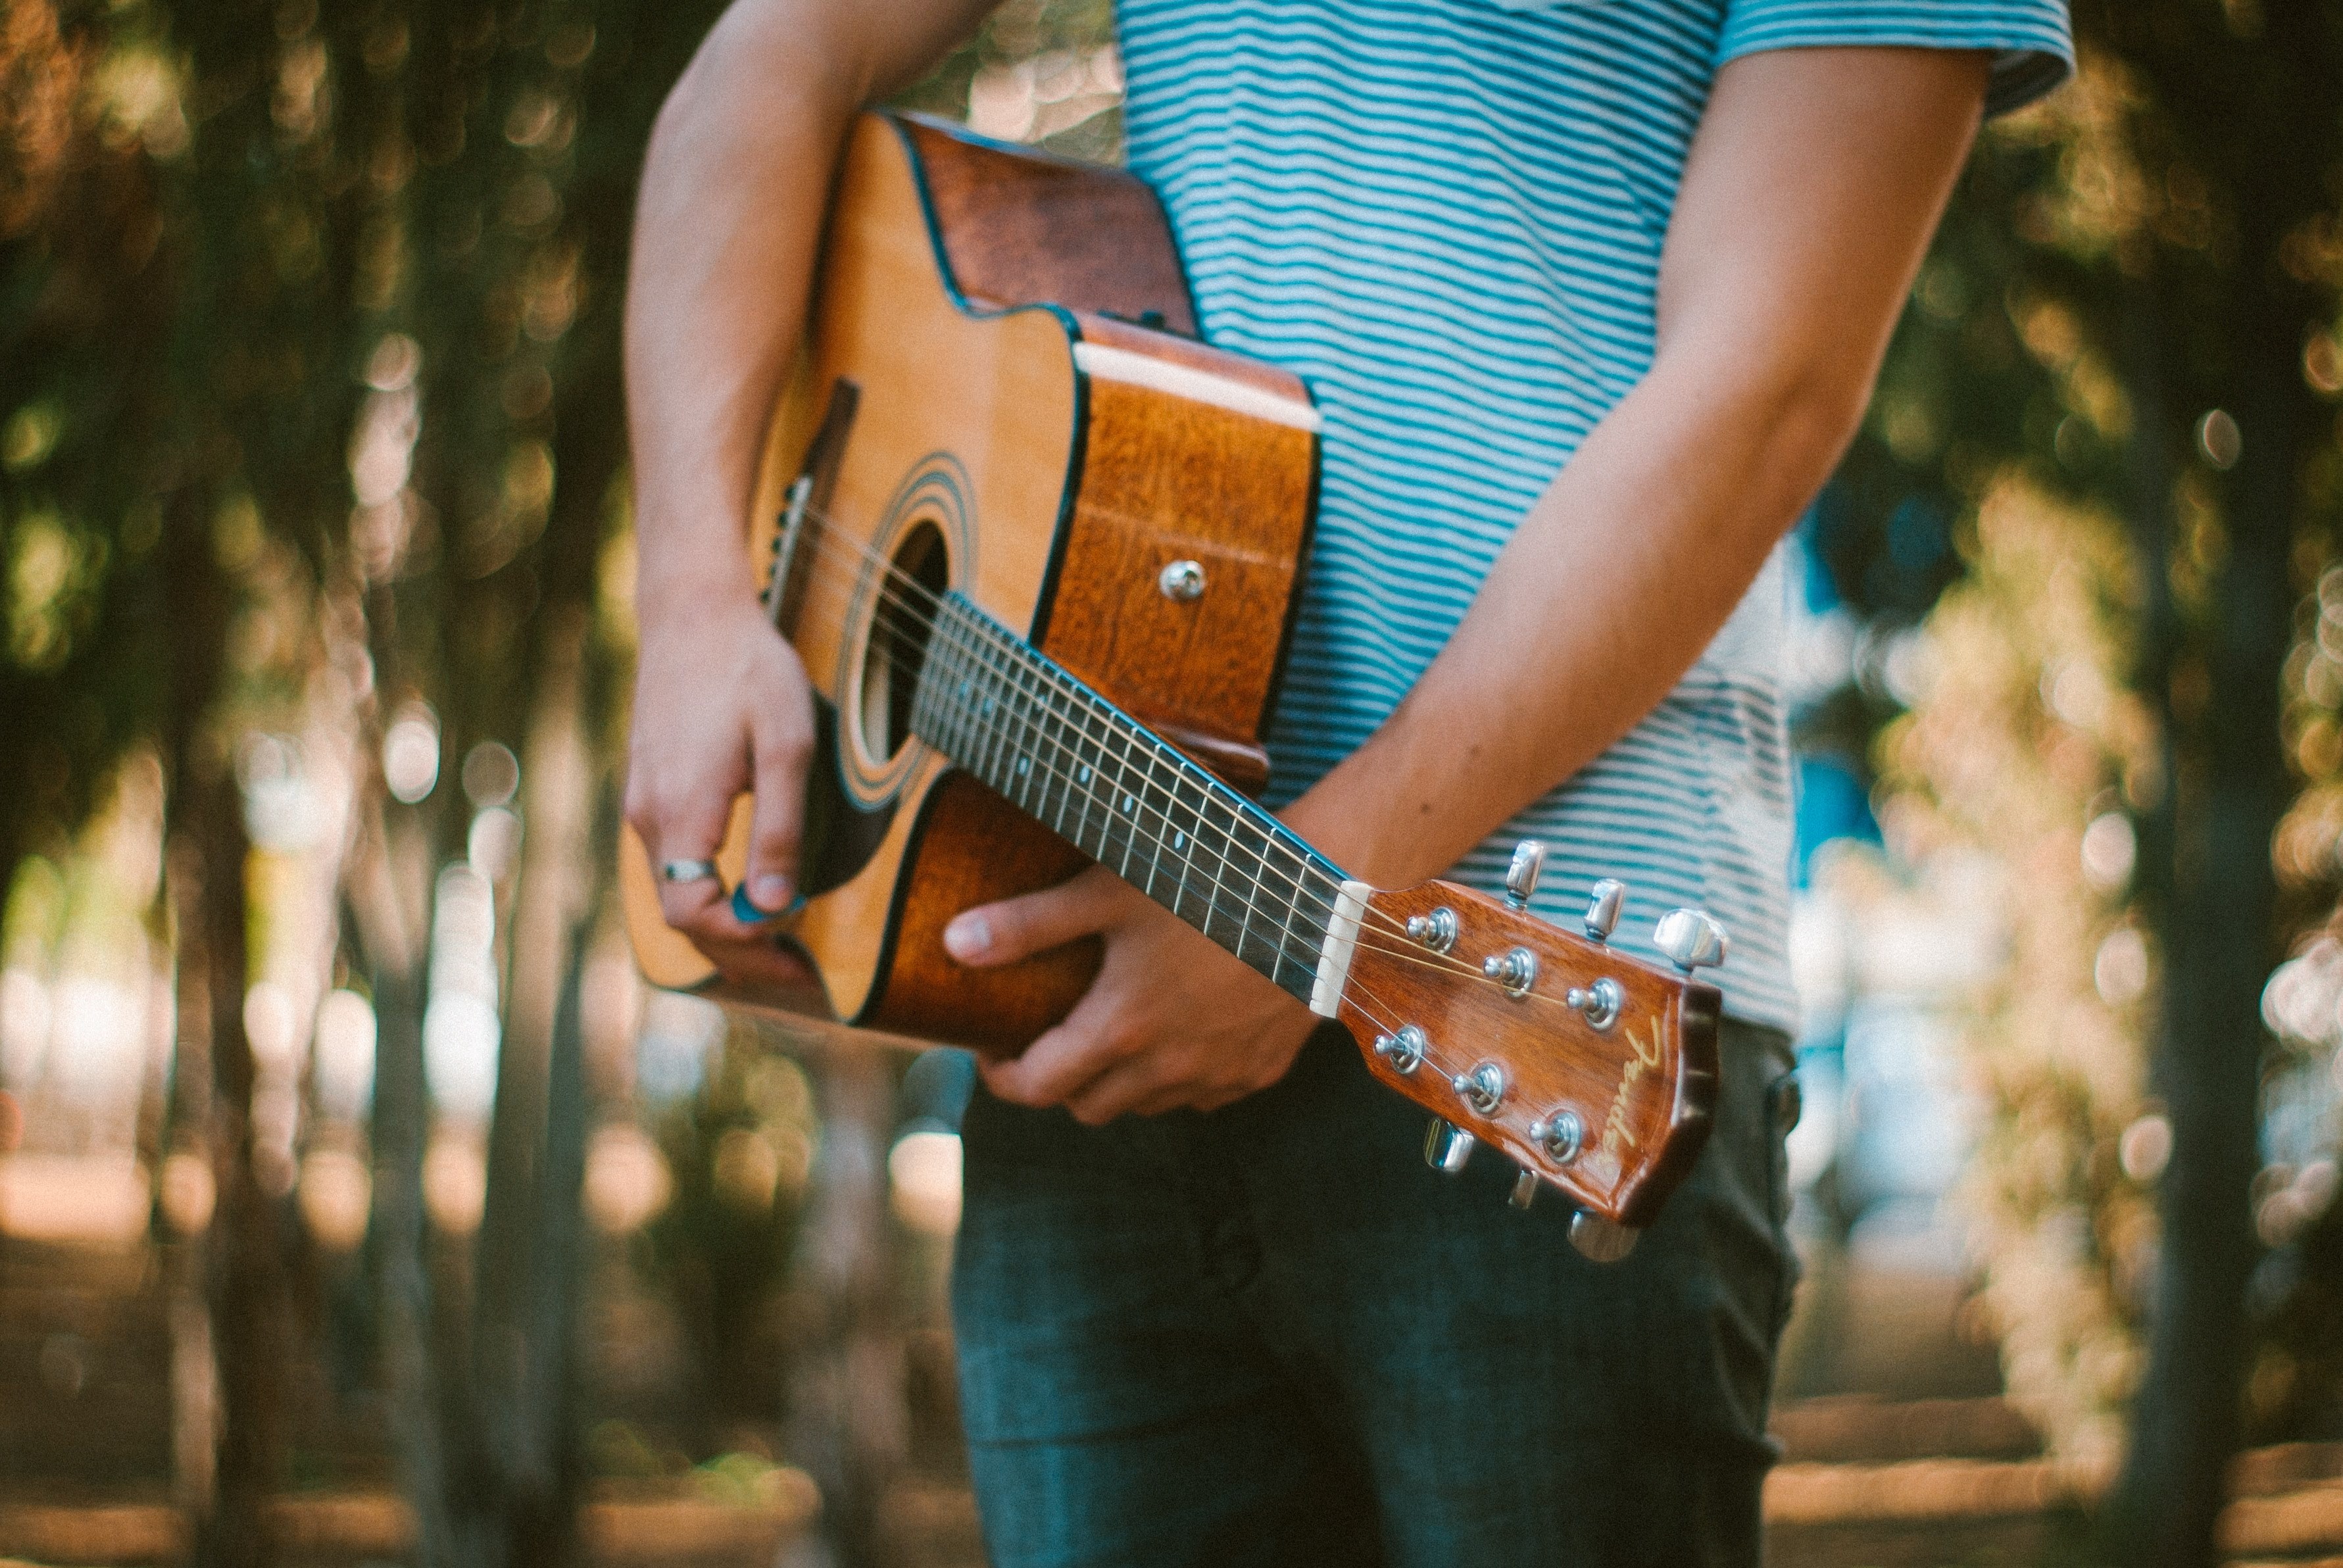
[1078,766,1092,784]
[1016,758,1030,775]
[1122,794,1136,814]
[1173,831,1186,850]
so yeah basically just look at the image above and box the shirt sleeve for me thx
[1716,0,2075,118]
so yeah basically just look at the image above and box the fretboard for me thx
[909,592,1346,1003]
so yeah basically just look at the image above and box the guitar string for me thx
[777,543,1539,997]
[764,497,1380,931]
[751,546,1642,1168]
[762,508,1510,976]
[749,515,1649,1165]
[907,583,1510,995]
[764,478,1683,1057]
[770,528,1608,1012]
[765,519,1602,1009]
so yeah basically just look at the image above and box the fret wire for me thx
[1172,764,1210,932]
[1133,725,1170,903]
[970,606,1008,791]
[943,618,978,764]
[1073,678,1131,871]
[1109,701,1147,881]
[1160,760,1191,919]
[1068,678,1102,857]
[1010,624,1047,817]
[1073,676,1109,860]
[953,600,1012,797]
[1227,779,1260,973]
[1108,712,1135,880]
[1063,664,1125,868]
[1040,664,1072,841]
[1276,806,1311,994]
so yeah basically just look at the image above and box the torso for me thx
[1116,0,1799,1031]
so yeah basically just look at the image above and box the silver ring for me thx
[660,858,719,884]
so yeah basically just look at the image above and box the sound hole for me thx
[858,519,949,766]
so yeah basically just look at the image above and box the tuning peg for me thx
[1508,1169,1540,1210]
[1584,879,1626,943]
[1504,839,1546,910]
[1653,908,1728,973]
[1569,1212,1641,1263]
[1424,1119,1475,1174]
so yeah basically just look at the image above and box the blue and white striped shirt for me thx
[1116,0,2071,1030]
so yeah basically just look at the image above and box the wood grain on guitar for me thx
[616,110,1726,1237]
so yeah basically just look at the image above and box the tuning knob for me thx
[1569,1212,1641,1263]
[1504,839,1546,910]
[1508,1169,1540,1210]
[1584,879,1626,943]
[1425,1119,1475,1174]
[1653,908,1729,972]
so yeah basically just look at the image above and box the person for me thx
[622,1,2073,1562]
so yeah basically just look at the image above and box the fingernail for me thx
[750,873,794,912]
[943,914,989,962]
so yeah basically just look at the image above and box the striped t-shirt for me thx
[1115,0,2072,1031]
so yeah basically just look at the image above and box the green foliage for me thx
[0,0,740,896]
[1855,6,2343,1540]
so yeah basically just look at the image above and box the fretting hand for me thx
[944,865,1321,1124]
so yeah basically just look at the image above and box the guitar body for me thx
[618,112,1320,1054]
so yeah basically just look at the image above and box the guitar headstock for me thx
[1329,844,1722,1251]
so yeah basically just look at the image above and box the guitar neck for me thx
[910,592,1350,1004]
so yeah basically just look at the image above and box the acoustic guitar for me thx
[618,110,1725,1256]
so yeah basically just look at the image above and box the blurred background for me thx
[2,1,2341,1565]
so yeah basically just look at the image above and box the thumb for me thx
[943,868,1123,967]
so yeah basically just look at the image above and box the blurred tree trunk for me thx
[468,612,597,1568]
[349,787,458,1568]
[164,839,220,1512]
[160,492,289,1568]
[786,1051,904,1568]
[2117,291,2298,1568]
[2102,3,2339,1559]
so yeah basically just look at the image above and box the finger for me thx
[660,871,733,938]
[979,988,1136,1110]
[1063,1056,1181,1127]
[740,668,816,916]
[944,867,1124,968]
[689,928,820,997]
[628,779,739,936]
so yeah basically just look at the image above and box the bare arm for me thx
[960,45,1994,1123]
[624,0,994,960]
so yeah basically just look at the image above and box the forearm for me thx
[628,9,856,616]
[626,0,990,622]
[1284,343,1854,888]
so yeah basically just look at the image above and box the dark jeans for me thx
[952,1018,1798,1568]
